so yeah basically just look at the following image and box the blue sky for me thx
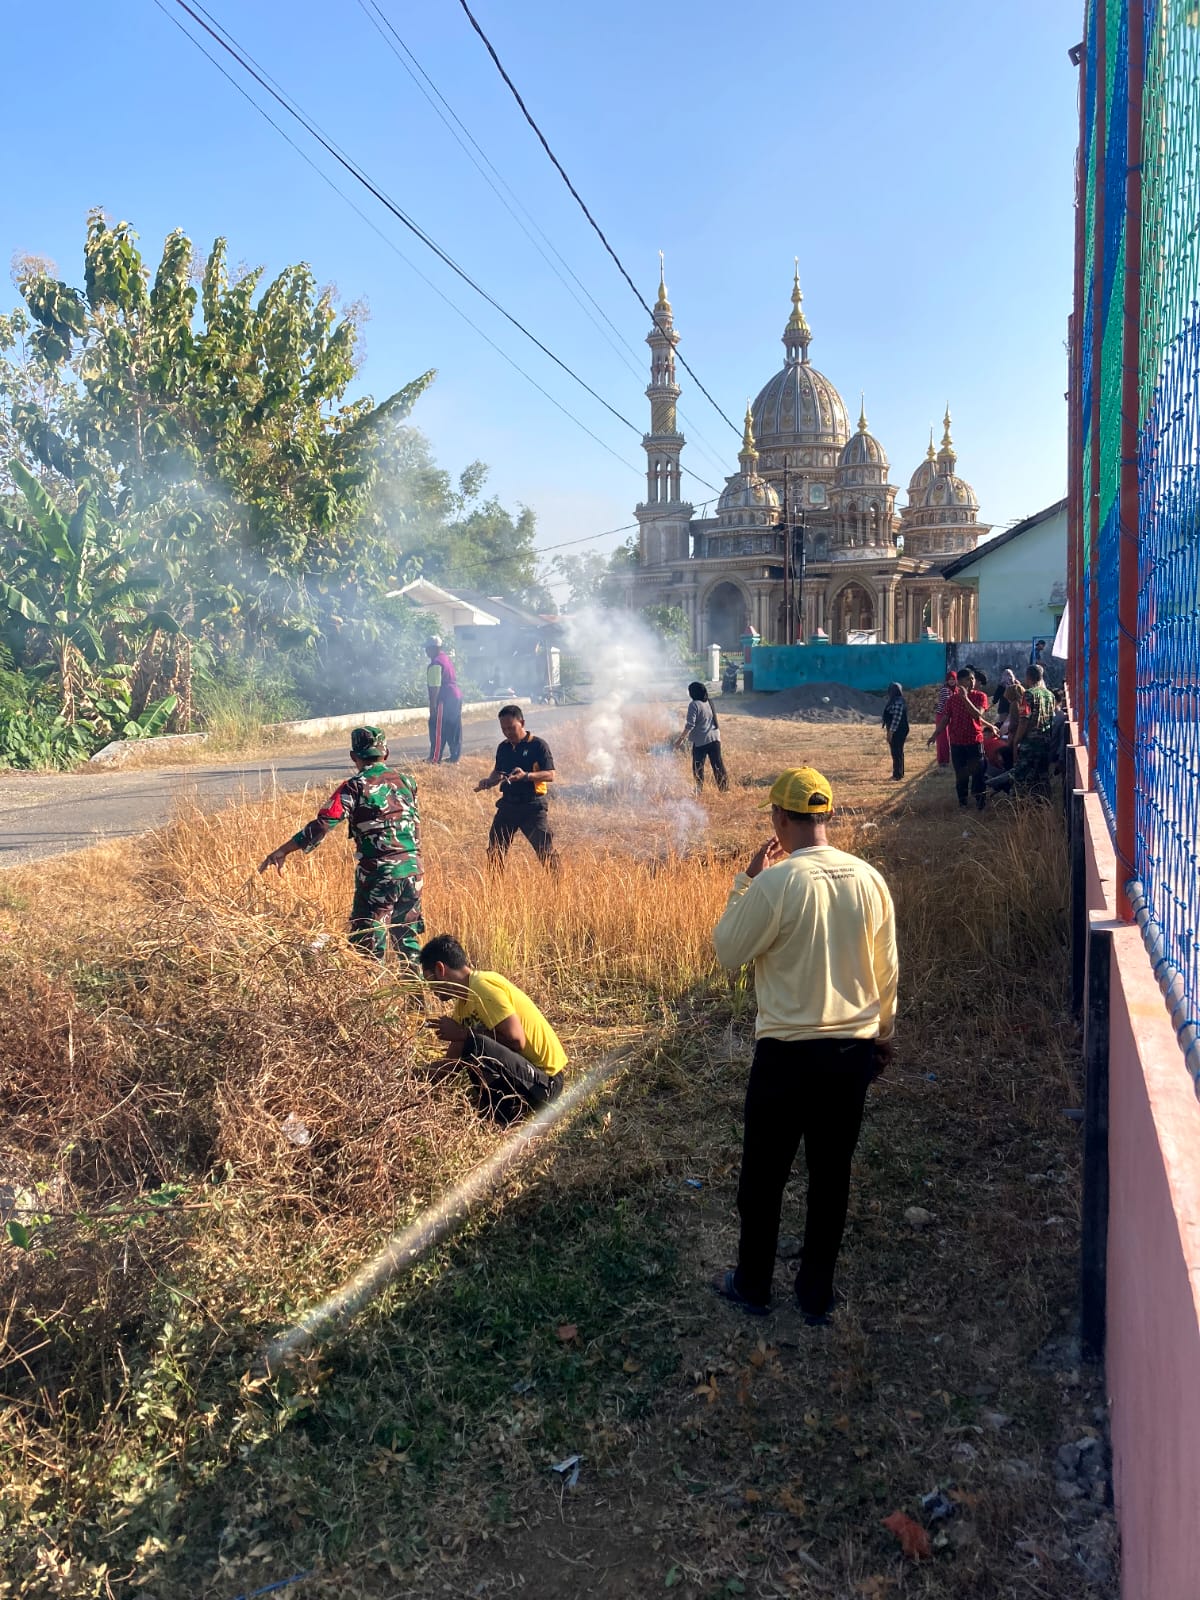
[5,1,1079,585]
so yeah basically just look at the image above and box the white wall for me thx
[962,504,1067,642]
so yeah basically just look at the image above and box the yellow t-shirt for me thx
[452,971,567,1075]
[712,845,898,1042]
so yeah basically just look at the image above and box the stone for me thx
[776,1235,802,1260]
[904,1205,935,1230]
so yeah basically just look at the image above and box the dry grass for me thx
[0,711,1113,1599]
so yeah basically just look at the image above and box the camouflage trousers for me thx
[1013,737,1051,792]
[348,864,425,964]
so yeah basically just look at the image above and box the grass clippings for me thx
[0,711,1115,1598]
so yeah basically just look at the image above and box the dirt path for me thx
[0,704,587,867]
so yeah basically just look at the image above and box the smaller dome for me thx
[920,471,979,512]
[838,401,888,471]
[718,471,780,518]
[907,429,938,498]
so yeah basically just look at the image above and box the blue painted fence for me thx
[749,641,947,694]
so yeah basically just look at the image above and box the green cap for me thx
[350,725,388,762]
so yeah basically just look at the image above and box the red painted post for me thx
[1087,0,1106,771]
[1116,0,1144,922]
[1069,21,1087,718]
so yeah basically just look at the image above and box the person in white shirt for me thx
[711,766,898,1323]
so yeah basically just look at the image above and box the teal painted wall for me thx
[749,640,947,693]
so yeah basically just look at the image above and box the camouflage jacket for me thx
[292,764,421,871]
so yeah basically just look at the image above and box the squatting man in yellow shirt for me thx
[712,767,898,1324]
[419,934,567,1126]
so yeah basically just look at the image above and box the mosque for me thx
[628,265,988,649]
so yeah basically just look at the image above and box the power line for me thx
[537,499,715,555]
[152,0,638,476]
[166,2,639,444]
[454,0,742,440]
[356,0,733,479]
[162,0,722,496]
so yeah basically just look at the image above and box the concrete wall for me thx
[961,503,1067,640]
[1074,742,1200,1600]
[945,640,1065,690]
[749,640,946,693]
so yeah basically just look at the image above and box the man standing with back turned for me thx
[425,635,463,764]
[712,767,897,1323]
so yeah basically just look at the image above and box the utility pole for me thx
[796,500,807,643]
[781,465,792,645]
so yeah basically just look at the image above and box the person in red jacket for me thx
[930,669,991,807]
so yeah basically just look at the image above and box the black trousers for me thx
[487,802,559,871]
[888,730,908,780]
[691,741,729,791]
[463,1028,563,1126]
[429,696,462,763]
[734,1037,876,1313]
[950,741,984,805]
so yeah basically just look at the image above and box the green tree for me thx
[12,212,433,648]
[0,460,153,717]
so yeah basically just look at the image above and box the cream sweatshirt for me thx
[712,845,898,1041]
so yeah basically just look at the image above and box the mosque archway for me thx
[705,582,749,650]
[833,583,876,640]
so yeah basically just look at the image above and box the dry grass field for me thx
[0,707,1115,1598]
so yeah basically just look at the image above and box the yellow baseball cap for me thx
[760,766,834,814]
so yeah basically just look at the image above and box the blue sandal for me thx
[711,1269,771,1317]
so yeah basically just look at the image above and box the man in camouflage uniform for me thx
[1009,663,1057,792]
[258,726,424,963]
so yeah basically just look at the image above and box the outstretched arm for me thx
[259,838,303,874]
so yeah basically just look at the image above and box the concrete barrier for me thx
[89,732,209,768]
[264,700,511,741]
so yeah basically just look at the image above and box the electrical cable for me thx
[163,0,722,494]
[356,0,732,478]
[151,0,638,475]
[454,0,742,439]
[166,1,641,445]
[536,498,715,554]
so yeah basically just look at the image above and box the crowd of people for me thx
[256,684,900,1326]
[255,659,1071,1322]
[883,661,1065,809]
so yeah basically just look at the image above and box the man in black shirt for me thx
[475,705,560,871]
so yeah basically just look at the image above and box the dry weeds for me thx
[0,710,1113,1598]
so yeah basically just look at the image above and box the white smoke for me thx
[561,605,708,851]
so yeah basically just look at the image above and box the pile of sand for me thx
[735,681,886,723]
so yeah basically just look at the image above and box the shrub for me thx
[0,707,95,769]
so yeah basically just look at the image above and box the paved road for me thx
[0,706,585,868]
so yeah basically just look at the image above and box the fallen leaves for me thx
[881,1510,932,1560]
[555,1323,578,1343]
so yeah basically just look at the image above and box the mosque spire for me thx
[655,251,672,322]
[739,399,759,472]
[937,404,957,471]
[783,258,812,363]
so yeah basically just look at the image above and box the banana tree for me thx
[0,459,158,718]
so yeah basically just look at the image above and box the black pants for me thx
[734,1037,876,1313]
[888,730,908,780]
[429,696,462,763]
[950,741,984,805]
[463,1028,563,1126]
[691,741,729,791]
[487,802,559,871]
